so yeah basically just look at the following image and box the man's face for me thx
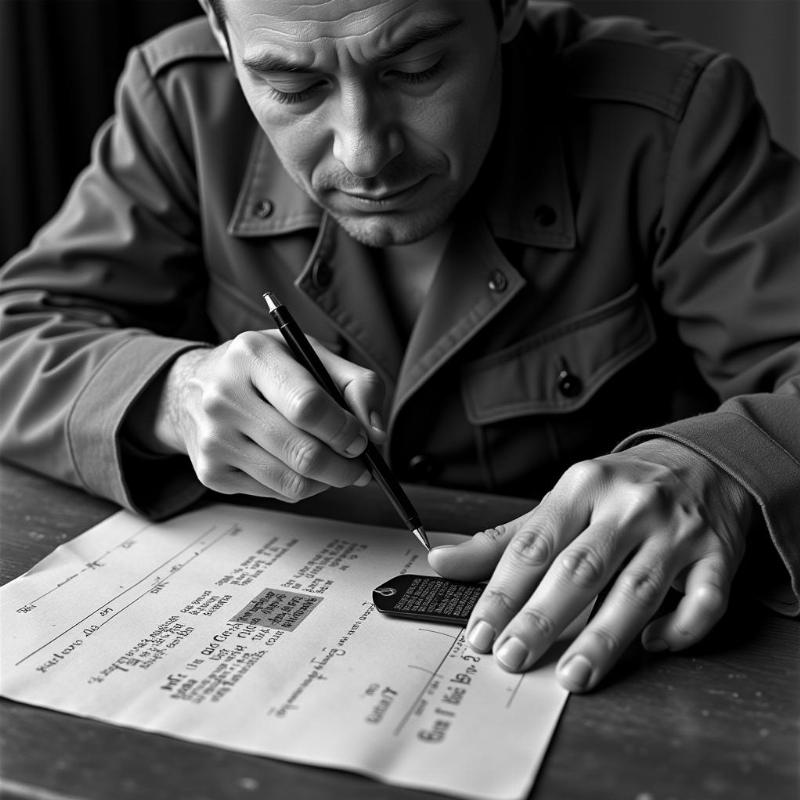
[221,0,506,247]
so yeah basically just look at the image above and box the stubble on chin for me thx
[330,215,413,248]
[328,197,457,248]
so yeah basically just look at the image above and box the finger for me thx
[234,456,330,503]
[554,535,675,692]
[191,427,339,501]
[239,403,372,489]
[252,342,369,459]
[427,518,522,581]
[211,466,327,501]
[464,491,591,657]
[641,553,731,653]
[492,518,628,672]
[316,347,387,443]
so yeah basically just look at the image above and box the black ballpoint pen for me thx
[263,291,431,551]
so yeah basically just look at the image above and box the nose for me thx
[331,84,403,178]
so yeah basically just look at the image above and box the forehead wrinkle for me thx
[241,5,394,70]
[245,0,400,38]
[289,0,401,27]
[242,4,459,74]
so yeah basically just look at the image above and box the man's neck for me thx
[380,224,454,339]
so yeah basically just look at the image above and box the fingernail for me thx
[558,654,593,690]
[467,620,495,652]
[369,411,385,434]
[354,469,372,487]
[345,433,367,456]
[496,637,529,671]
[643,637,669,653]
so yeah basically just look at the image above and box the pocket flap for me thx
[462,286,656,423]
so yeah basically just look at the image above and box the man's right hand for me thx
[145,331,385,501]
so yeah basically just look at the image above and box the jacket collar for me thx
[227,132,321,237]
[227,22,575,250]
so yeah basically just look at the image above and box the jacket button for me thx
[312,259,333,289]
[253,199,274,219]
[557,364,583,398]
[488,270,508,292]
[407,454,436,481]
[534,204,557,227]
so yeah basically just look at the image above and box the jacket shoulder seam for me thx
[139,17,224,78]
[562,37,716,121]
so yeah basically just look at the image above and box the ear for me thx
[196,0,231,60]
[497,0,529,44]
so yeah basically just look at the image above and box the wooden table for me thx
[1,461,798,800]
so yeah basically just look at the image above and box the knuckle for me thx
[509,528,553,567]
[285,386,327,427]
[285,436,325,476]
[193,462,215,489]
[480,587,517,616]
[474,525,509,544]
[473,525,510,547]
[563,459,608,490]
[626,481,670,517]
[279,471,314,502]
[194,457,230,492]
[194,424,225,459]
[618,568,664,609]
[518,607,556,638]
[560,545,606,589]
[231,330,263,358]
[587,626,621,656]
[693,582,727,617]
[199,385,228,416]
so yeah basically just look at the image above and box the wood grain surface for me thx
[1,461,797,800]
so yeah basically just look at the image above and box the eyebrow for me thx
[242,52,312,73]
[379,18,462,61]
[242,18,463,74]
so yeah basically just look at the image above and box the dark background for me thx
[1,0,798,265]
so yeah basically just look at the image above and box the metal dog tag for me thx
[372,574,485,625]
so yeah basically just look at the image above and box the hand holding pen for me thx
[264,292,430,550]
[140,296,399,515]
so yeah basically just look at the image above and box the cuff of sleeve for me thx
[119,440,206,520]
[67,334,207,518]
[614,411,800,616]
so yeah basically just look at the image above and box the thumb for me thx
[428,512,532,582]
[641,551,732,653]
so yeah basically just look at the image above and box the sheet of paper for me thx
[1,504,579,800]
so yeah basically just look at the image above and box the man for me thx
[1,0,798,693]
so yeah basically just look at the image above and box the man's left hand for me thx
[428,440,754,692]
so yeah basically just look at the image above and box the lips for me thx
[342,183,418,201]
[334,177,429,210]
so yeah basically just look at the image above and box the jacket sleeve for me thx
[616,53,800,615]
[0,45,213,518]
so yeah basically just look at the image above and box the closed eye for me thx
[266,82,325,105]
[388,58,444,85]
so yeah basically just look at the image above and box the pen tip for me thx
[412,527,431,551]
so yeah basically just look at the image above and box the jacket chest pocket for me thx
[460,286,659,492]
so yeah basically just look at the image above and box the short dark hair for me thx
[208,0,506,29]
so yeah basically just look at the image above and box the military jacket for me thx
[1,4,798,612]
